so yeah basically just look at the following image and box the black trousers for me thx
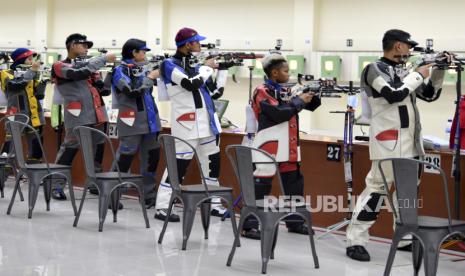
[242,169,305,230]
[54,123,107,190]
[2,125,43,161]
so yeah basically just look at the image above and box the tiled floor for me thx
[0,182,463,276]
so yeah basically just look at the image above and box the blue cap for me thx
[175,27,206,47]
[139,44,151,51]
[11,48,36,69]
[122,39,151,60]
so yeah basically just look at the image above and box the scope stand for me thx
[318,82,357,239]
[452,61,464,220]
[434,60,465,253]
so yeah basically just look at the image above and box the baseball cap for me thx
[10,47,37,69]
[175,27,206,47]
[65,33,94,49]
[122,38,151,60]
[383,29,418,48]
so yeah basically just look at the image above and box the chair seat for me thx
[95,172,143,180]
[181,184,233,193]
[255,199,309,210]
[26,163,72,171]
[397,216,465,229]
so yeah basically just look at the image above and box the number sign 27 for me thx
[108,123,118,139]
[327,144,341,162]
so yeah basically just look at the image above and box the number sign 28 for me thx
[424,153,441,174]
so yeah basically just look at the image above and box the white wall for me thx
[316,0,465,51]
[3,0,465,55]
[165,0,295,50]
[0,0,36,48]
[49,0,149,49]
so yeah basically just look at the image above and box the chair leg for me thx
[43,177,52,211]
[10,165,24,201]
[384,231,403,276]
[28,177,41,219]
[98,191,111,232]
[66,176,77,216]
[158,195,175,244]
[73,183,89,227]
[227,199,239,247]
[17,175,24,202]
[412,238,423,276]
[224,193,239,245]
[270,224,279,260]
[227,229,240,267]
[227,210,248,267]
[423,234,442,276]
[301,210,319,269]
[134,183,150,228]
[7,174,22,215]
[308,225,319,269]
[200,201,211,240]
[182,204,197,251]
[260,223,278,274]
[0,167,5,198]
[235,211,249,248]
[110,189,119,223]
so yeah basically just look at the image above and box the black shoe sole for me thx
[397,244,412,252]
[211,210,226,217]
[287,226,312,235]
[108,203,124,210]
[154,214,180,223]
[145,203,156,209]
[346,246,371,262]
[241,230,261,240]
[51,195,67,201]
[346,253,370,262]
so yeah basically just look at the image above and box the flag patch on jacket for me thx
[66,102,82,117]
[177,112,196,122]
[119,110,136,126]
[375,129,398,151]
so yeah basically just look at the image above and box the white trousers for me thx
[346,160,414,247]
[155,135,221,209]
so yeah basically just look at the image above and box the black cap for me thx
[65,33,93,49]
[122,38,151,60]
[382,29,418,49]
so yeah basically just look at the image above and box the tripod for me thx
[318,82,357,239]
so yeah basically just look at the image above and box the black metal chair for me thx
[225,145,319,274]
[379,158,465,276]
[157,134,238,250]
[0,114,27,200]
[72,125,149,232]
[6,119,77,218]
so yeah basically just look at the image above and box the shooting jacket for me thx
[52,56,109,130]
[160,51,227,140]
[361,57,444,160]
[112,61,161,137]
[252,80,320,173]
[0,68,46,127]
